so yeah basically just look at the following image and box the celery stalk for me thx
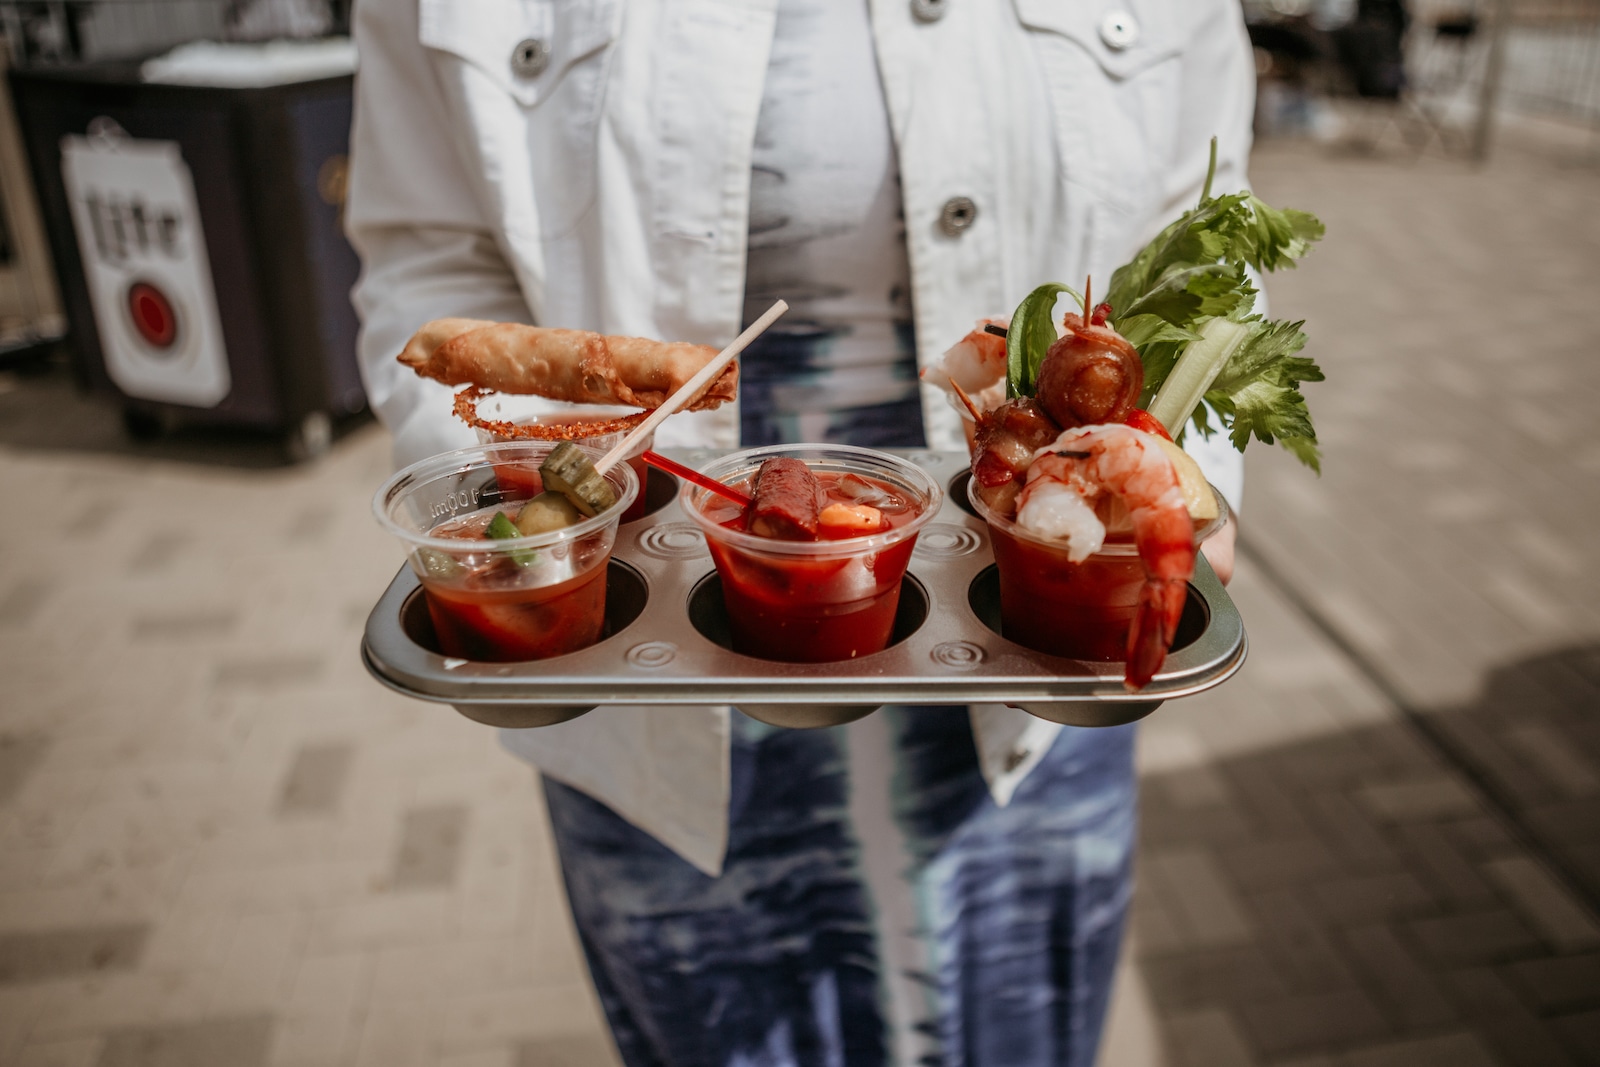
[1147,317,1252,436]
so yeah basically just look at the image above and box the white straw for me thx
[593,300,789,475]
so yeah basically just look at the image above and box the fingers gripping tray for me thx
[361,451,1247,729]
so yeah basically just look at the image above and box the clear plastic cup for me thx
[474,400,653,522]
[950,393,981,456]
[680,444,942,663]
[968,476,1227,661]
[374,441,639,662]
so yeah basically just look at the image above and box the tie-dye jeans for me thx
[542,707,1136,1067]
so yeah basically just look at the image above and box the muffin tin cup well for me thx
[362,450,1248,729]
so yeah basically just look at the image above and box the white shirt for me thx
[348,0,1257,875]
[737,0,922,446]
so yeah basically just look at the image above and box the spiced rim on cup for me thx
[679,443,943,556]
[967,476,1230,557]
[469,401,654,447]
[374,440,640,554]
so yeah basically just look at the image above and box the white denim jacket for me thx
[348,0,1255,875]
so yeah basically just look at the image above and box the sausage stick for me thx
[746,457,820,540]
[593,300,789,475]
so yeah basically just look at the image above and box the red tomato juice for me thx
[696,471,925,663]
[986,522,1144,661]
[421,567,608,661]
[419,509,610,662]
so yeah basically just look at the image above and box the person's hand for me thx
[1201,515,1236,586]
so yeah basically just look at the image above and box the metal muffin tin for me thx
[362,450,1247,730]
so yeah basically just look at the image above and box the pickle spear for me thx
[537,441,616,518]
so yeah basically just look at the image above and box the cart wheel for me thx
[121,407,173,442]
[286,411,333,462]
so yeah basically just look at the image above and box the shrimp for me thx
[921,318,1010,414]
[1017,423,1195,690]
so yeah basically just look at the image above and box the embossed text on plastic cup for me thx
[375,441,638,662]
[681,445,941,663]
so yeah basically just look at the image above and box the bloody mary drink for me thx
[418,507,611,660]
[682,445,941,663]
[970,476,1225,662]
[985,522,1147,661]
[375,441,638,662]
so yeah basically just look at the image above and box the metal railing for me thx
[1498,0,1600,123]
[1410,0,1600,155]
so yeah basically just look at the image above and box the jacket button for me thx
[1099,10,1140,50]
[938,196,978,236]
[511,38,550,78]
[910,0,947,23]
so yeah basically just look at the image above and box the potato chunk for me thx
[516,492,584,535]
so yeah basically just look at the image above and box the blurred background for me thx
[0,1,1596,1065]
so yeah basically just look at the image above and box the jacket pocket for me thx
[418,0,620,238]
[1013,0,1184,225]
[1011,0,1180,81]
[419,0,618,107]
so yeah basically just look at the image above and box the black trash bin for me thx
[8,59,364,459]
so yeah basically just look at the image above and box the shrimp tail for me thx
[1126,577,1188,690]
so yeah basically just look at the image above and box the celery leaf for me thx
[1203,319,1324,472]
[1101,139,1325,466]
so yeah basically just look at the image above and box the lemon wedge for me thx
[1153,436,1220,523]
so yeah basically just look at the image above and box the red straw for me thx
[642,450,751,507]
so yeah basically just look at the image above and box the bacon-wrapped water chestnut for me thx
[969,396,1062,515]
[1033,303,1144,430]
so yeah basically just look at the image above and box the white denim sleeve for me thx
[345,0,534,470]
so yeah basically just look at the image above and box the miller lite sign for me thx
[61,132,231,407]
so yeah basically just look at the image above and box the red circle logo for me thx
[126,281,178,348]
